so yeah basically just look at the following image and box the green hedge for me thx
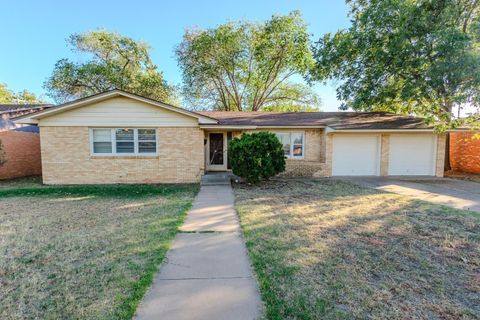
[229,132,286,183]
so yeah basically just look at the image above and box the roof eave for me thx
[326,127,436,133]
[13,90,218,124]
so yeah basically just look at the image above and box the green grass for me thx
[0,177,196,199]
[234,179,480,319]
[0,182,199,319]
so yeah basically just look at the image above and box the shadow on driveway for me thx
[342,177,480,213]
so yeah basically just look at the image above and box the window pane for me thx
[116,141,134,153]
[93,142,112,153]
[292,133,303,145]
[293,144,303,157]
[275,133,290,156]
[139,142,156,153]
[138,129,156,141]
[93,129,111,142]
[116,128,134,141]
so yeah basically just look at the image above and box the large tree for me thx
[44,30,173,103]
[311,0,480,128]
[176,11,320,111]
[0,83,45,104]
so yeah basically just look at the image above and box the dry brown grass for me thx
[234,179,480,320]
[0,185,196,319]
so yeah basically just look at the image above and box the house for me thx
[14,90,446,184]
[0,104,54,131]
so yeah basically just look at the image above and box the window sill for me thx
[91,155,159,159]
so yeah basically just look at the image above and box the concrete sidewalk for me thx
[135,185,262,320]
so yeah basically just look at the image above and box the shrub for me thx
[229,132,286,184]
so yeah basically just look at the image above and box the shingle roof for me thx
[0,104,54,114]
[197,111,433,130]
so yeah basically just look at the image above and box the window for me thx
[91,128,157,155]
[274,132,304,159]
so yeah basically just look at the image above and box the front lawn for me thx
[0,181,198,319]
[235,179,479,319]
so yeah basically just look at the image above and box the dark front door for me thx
[209,133,224,165]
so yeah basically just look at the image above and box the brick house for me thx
[15,90,449,184]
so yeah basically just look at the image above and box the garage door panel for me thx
[332,135,380,176]
[388,134,436,176]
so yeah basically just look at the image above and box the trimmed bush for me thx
[229,132,286,184]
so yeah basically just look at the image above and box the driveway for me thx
[344,177,480,213]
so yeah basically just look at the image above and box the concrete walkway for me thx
[135,185,262,320]
[346,177,480,213]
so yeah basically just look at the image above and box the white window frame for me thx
[273,131,305,159]
[90,128,158,156]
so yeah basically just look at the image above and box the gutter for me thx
[199,125,326,130]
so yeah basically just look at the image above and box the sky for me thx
[0,0,351,110]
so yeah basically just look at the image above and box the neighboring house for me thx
[0,130,42,180]
[14,90,447,185]
[0,104,54,131]
[450,132,480,174]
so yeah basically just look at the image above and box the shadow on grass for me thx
[0,184,197,319]
[0,183,199,199]
[235,179,480,319]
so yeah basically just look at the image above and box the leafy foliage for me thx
[311,0,480,129]
[176,11,319,111]
[0,83,45,104]
[44,29,174,103]
[229,132,286,184]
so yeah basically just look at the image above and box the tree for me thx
[0,83,45,104]
[229,132,286,184]
[44,29,173,103]
[311,0,480,129]
[176,11,318,111]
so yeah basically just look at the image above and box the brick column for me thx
[380,134,390,176]
[435,134,446,177]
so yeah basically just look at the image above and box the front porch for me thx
[203,130,236,172]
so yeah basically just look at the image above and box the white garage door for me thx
[388,134,436,176]
[332,135,380,176]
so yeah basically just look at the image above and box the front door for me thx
[208,133,226,171]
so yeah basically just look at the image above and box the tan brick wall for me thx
[0,131,42,180]
[324,133,333,176]
[40,126,204,184]
[435,134,446,177]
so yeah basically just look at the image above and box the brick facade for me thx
[0,131,42,179]
[40,126,204,184]
[450,132,480,174]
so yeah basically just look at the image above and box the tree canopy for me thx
[311,0,480,129]
[44,30,174,103]
[176,11,320,111]
[0,83,45,104]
